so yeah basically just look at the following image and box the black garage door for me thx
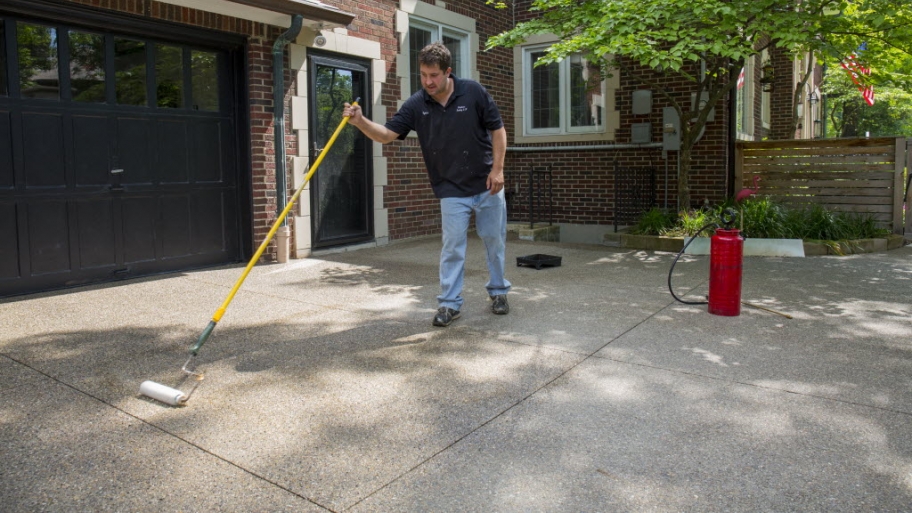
[0,10,245,297]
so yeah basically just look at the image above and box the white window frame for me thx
[395,3,476,105]
[521,44,606,137]
[760,49,771,130]
[407,17,468,96]
[735,56,755,140]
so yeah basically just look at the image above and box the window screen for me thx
[408,18,468,97]
[409,25,432,95]
[525,46,605,135]
[530,52,559,129]
[569,54,601,128]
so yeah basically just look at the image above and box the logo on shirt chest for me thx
[456,105,468,113]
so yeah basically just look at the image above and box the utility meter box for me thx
[662,107,681,151]
[631,123,652,144]
[632,90,652,115]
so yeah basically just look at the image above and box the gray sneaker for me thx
[433,307,461,327]
[490,294,509,315]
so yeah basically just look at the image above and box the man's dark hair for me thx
[418,42,451,72]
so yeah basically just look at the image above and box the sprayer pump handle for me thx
[720,208,737,228]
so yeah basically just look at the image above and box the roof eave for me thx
[227,0,355,28]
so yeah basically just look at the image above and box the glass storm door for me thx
[308,53,372,248]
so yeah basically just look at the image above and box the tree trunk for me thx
[677,144,692,210]
[841,102,860,136]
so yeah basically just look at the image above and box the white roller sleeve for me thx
[140,381,187,406]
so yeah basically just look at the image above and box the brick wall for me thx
[504,66,731,219]
[766,46,798,140]
[365,0,516,240]
[618,60,731,208]
[57,0,737,249]
[321,0,431,241]
[249,36,284,259]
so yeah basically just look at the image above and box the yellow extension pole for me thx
[189,101,358,355]
[214,101,356,322]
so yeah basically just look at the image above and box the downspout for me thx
[821,64,828,139]
[727,67,738,201]
[272,14,303,263]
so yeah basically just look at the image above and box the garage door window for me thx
[17,22,59,100]
[114,37,146,106]
[0,18,222,112]
[191,50,218,111]
[0,20,7,95]
[156,44,183,108]
[69,30,105,103]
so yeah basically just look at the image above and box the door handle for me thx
[110,168,124,191]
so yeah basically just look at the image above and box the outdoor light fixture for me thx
[760,63,775,92]
[313,22,327,47]
[808,91,820,105]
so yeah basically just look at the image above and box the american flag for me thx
[737,67,745,90]
[841,44,874,106]
[862,85,875,106]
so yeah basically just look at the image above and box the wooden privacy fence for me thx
[735,137,910,234]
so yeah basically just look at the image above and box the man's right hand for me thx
[341,103,401,144]
[343,103,363,126]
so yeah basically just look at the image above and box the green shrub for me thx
[631,196,892,242]
[737,196,786,238]
[629,207,675,235]
[778,203,889,240]
[665,208,720,237]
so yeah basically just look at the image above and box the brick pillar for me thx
[767,47,797,140]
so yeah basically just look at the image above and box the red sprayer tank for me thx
[708,228,743,316]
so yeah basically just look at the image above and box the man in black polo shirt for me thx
[342,42,510,327]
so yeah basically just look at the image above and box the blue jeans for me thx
[438,190,511,310]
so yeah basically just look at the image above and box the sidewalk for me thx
[2,235,912,512]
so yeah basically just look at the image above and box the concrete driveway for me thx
[2,235,911,512]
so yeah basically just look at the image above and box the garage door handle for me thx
[110,168,124,191]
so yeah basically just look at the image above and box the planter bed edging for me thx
[608,233,906,256]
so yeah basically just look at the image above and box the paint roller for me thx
[139,99,360,406]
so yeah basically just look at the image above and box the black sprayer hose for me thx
[667,221,719,305]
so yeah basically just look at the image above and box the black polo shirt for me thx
[385,75,504,198]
